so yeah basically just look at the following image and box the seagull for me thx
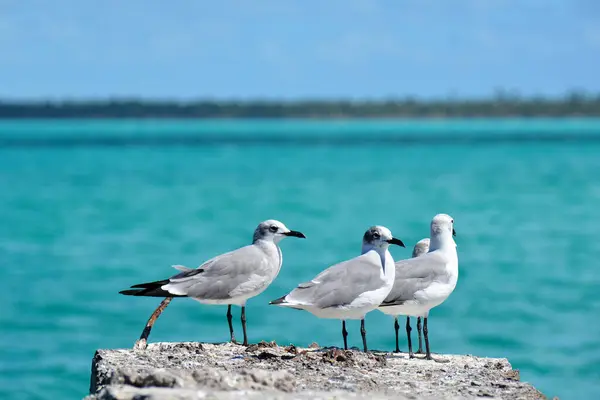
[270,226,405,352]
[120,219,306,349]
[379,214,458,360]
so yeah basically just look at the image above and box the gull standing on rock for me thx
[270,226,405,352]
[379,214,458,361]
[120,220,306,349]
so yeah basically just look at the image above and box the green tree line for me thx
[1,93,599,118]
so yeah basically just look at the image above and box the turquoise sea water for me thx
[1,119,599,399]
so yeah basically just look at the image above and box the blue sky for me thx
[0,0,599,99]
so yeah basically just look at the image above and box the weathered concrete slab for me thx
[86,342,545,400]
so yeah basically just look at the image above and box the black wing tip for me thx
[130,283,149,289]
[379,300,405,307]
[269,296,287,305]
[119,289,141,296]
[130,279,170,289]
[119,288,184,297]
[119,284,182,298]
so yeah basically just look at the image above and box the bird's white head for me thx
[412,238,430,258]
[253,219,306,244]
[361,225,405,254]
[429,214,456,250]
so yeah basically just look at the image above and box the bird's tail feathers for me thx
[269,296,306,311]
[120,279,184,298]
[269,295,288,305]
[130,278,169,289]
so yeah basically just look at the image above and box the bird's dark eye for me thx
[269,225,278,233]
[451,219,454,224]
[372,232,380,239]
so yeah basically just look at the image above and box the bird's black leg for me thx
[416,316,424,354]
[342,320,348,350]
[406,316,414,358]
[360,319,368,352]
[241,306,248,346]
[394,317,401,353]
[227,305,236,343]
[419,317,448,363]
[423,316,432,360]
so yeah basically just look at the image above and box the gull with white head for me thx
[270,226,405,352]
[379,214,458,361]
[120,219,306,349]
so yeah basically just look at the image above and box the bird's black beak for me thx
[283,230,306,238]
[387,237,405,247]
[452,228,457,237]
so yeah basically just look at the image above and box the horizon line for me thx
[1,91,599,104]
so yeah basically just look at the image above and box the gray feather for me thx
[381,250,450,306]
[163,244,277,300]
[284,251,386,309]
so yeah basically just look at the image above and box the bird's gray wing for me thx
[381,250,449,306]
[162,245,274,299]
[285,250,386,309]
[168,265,204,279]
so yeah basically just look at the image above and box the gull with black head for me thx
[379,214,458,361]
[270,226,405,352]
[120,219,306,349]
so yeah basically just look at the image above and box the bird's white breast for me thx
[415,252,458,306]
[345,250,396,318]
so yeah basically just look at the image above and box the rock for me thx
[88,385,393,400]
[87,342,546,400]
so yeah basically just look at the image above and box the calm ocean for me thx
[1,119,599,399]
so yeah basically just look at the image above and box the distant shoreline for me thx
[1,95,599,118]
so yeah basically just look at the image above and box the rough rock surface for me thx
[86,342,546,400]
